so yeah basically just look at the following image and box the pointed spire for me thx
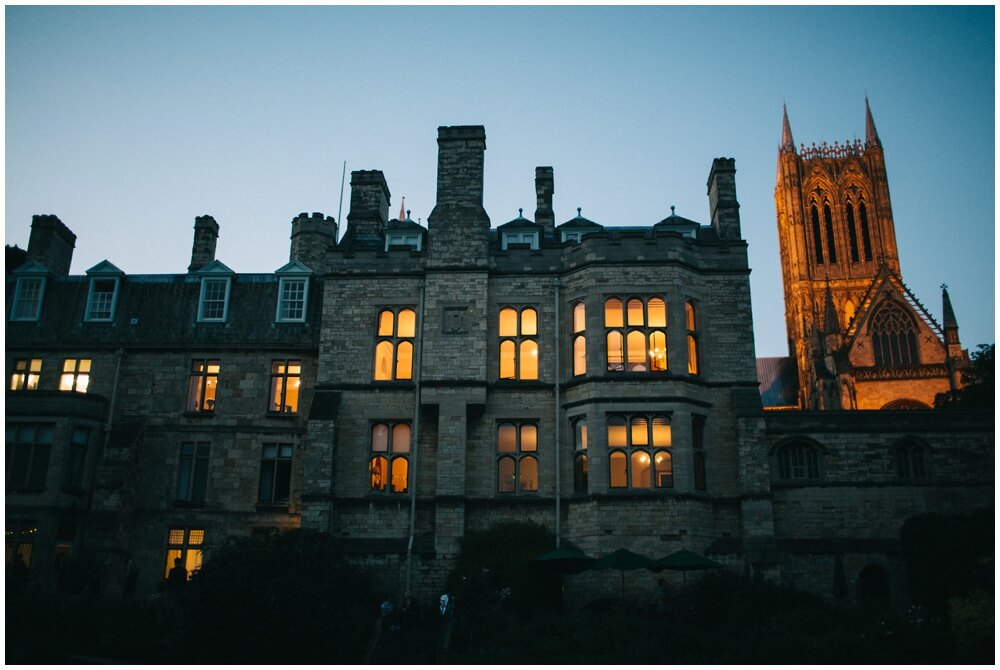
[942,284,959,330]
[865,96,881,147]
[780,103,796,153]
[823,283,840,334]
[398,196,406,221]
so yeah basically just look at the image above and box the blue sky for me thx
[6,6,994,356]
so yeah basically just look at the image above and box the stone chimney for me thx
[188,215,219,272]
[26,214,76,275]
[290,211,337,270]
[534,166,555,239]
[347,170,390,240]
[435,125,486,209]
[707,158,741,240]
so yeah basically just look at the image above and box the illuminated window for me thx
[186,359,220,413]
[164,527,204,580]
[573,418,588,493]
[686,300,699,376]
[607,414,672,490]
[604,297,667,372]
[176,441,210,503]
[497,422,538,493]
[64,427,90,491]
[871,302,919,368]
[259,443,293,504]
[6,520,38,569]
[374,308,416,381]
[276,277,308,322]
[198,277,231,322]
[896,440,928,480]
[59,359,91,393]
[269,360,301,414]
[6,424,54,491]
[499,307,539,380]
[85,277,120,322]
[572,302,586,376]
[774,440,822,481]
[10,277,45,321]
[692,415,706,491]
[10,359,42,391]
[369,422,410,494]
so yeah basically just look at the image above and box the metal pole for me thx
[404,283,425,598]
[554,281,561,548]
[336,161,347,242]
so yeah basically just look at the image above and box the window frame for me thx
[895,440,929,480]
[572,302,587,377]
[501,231,540,250]
[6,423,54,492]
[772,440,824,482]
[176,441,210,504]
[275,276,309,323]
[385,233,423,251]
[373,307,417,381]
[9,358,42,391]
[59,358,92,393]
[572,417,588,493]
[186,359,220,414]
[268,359,302,415]
[368,421,411,494]
[604,296,669,373]
[685,300,700,376]
[496,420,539,494]
[197,276,232,323]
[164,527,205,581]
[498,306,539,381]
[10,276,46,322]
[85,276,121,322]
[258,443,294,504]
[606,413,673,491]
[870,301,920,368]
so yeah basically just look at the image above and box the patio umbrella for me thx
[529,545,596,575]
[653,549,723,587]
[589,548,657,600]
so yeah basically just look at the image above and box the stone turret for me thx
[290,212,337,271]
[188,215,219,272]
[27,214,76,275]
[707,158,741,240]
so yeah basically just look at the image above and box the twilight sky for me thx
[6,6,995,357]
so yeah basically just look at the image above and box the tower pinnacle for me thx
[865,97,881,148]
[780,104,796,153]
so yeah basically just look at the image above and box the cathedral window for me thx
[497,421,538,493]
[773,440,822,481]
[258,443,293,503]
[572,418,588,493]
[11,277,45,321]
[604,297,668,372]
[164,527,204,581]
[10,358,42,391]
[374,308,416,381]
[85,277,120,322]
[197,277,231,322]
[692,415,707,491]
[810,204,824,265]
[823,202,838,263]
[369,422,410,494]
[870,303,919,368]
[269,360,301,414]
[59,358,91,393]
[186,359,220,413]
[858,200,874,261]
[607,414,672,490]
[572,302,586,376]
[176,441,210,503]
[686,300,700,376]
[6,423,54,491]
[845,202,861,263]
[499,307,538,380]
[895,440,928,479]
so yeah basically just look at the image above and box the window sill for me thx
[183,411,216,418]
[172,500,207,509]
[256,503,292,513]
[266,412,300,419]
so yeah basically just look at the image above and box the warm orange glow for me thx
[631,416,649,445]
[648,297,667,327]
[396,341,413,379]
[604,298,623,327]
[607,417,627,447]
[498,423,517,452]
[520,340,538,379]
[375,341,394,380]
[573,335,586,376]
[520,424,537,451]
[519,456,538,491]
[499,340,516,379]
[607,331,624,370]
[378,310,394,336]
[397,309,416,338]
[499,308,518,337]
[631,450,651,488]
[609,451,627,488]
[627,330,646,370]
[627,298,645,326]
[521,308,537,336]
[391,456,408,493]
[685,301,696,331]
[650,331,668,371]
[498,456,516,492]
[687,335,699,375]
[652,416,671,446]
[573,302,586,333]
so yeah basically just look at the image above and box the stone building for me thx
[5,120,993,606]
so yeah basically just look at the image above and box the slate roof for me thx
[756,356,799,407]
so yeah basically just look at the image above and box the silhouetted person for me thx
[167,557,187,591]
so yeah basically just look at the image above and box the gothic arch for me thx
[881,399,930,410]
[867,298,919,367]
[770,437,826,481]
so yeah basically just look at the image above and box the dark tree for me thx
[935,343,994,409]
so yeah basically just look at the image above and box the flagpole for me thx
[337,160,347,240]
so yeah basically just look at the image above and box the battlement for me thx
[293,212,336,226]
[799,139,866,161]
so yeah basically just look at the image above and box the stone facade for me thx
[5,122,993,608]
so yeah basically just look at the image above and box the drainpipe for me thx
[404,283,425,598]
[554,280,561,548]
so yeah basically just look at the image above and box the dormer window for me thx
[10,277,45,321]
[502,231,539,250]
[385,233,422,251]
[274,260,312,323]
[198,278,231,322]
[86,278,120,322]
[561,231,583,244]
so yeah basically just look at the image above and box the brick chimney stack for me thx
[347,170,390,240]
[707,158,741,240]
[534,166,555,239]
[26,214,76,275]
[188,215,219,272]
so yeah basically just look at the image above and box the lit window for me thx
[59,359,91,393]
[607,414,672,490]
[573,418,588,493]
[269,360,301,414]
[774,440,822,481]
[6,520,38,568]
[6,424,54,491]
[501,231,539,250]
[497,421,538,493]
[692,415,706,491]
[896,441,928,480]
[85,278,120,322]
[572,302,586,376]
[64,427,90,491]
[10,359,42,391]
[277,277,308,322]
[369,422,410,494]
[259,443,293,503]
[871,302,919,368]
[10,277,45,321]
[198,277,231,322]
[186,359,220,413]
[686,300,700,376]
[176,441,210,503]
[374,308,416,380]
[499,307,539,380]
[164,527,204,580]
[604,297,668,372]
[385,233,422,251]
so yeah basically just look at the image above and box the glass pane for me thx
[627,330,647,370]
[192,459,208,501]
[263,445,278,459]
[79,359,92,373]
[607,331,624,371]
[270,376,285,412]
[573,336,586,376]
[687,335,699,375]
[651,416,672,446]
[378,310,394,336]
[630,417,649,446]
[207,362,220,374]
[694,452,706,491]
[186,549,203,577]
[499,308,518,337]
[370,456,388,491]
[374,341,394,380]
[392,423,411,454]
[203,375,217,410]
[607,416,627,447]
[631,450,651,489]
[288,362,302,375]
[391,457,408,493]
[284,376,299,413]
[627,299,645,326]
[75,374,90,394]
[63,359,76,372]
[499,340,516,380]
[36,425,53,444]
[168,529,186,545]
[498,457,516,492]
[519,340,538,379]
[279,445,293,458]
[574,454,588,493]
[573,303,586,333]
[59,374,75,392]
[655,451,673,488]
[648,297,666,327]
[259,462,275,501]
[497,424,517,452]
[397,309,416,338]
[519,457,538,492]
[177,459,192,498]
[165,549,183,578]
[274,460,291,501]
[371,424,389,452]
[685,301,696,331]
[521,308,537,335]
[520,424,537,452]
[575,420,588,451]
[609,451,627,488]
[650,331,668,372]
[604,299,623,327]
[396,341,413,380]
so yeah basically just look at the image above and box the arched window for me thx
[499,307,539,380]
[374,308,416,380]
[845,201,861,262]
[369,422,411,493]
[572,302,586,376]
[895,439,928,479]
[810,203,825,265]
[604,297,667,372]
[692,414,707,491]
[773,440,823,481]
[870,302,919,368]
[686,300,699,376]
[607,414,672,490]
[823,201,838,264]
[858,200,874,261]
[573,418,588,493]
[497,422,538,493]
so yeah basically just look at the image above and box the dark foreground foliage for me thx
[935,343,994,409]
